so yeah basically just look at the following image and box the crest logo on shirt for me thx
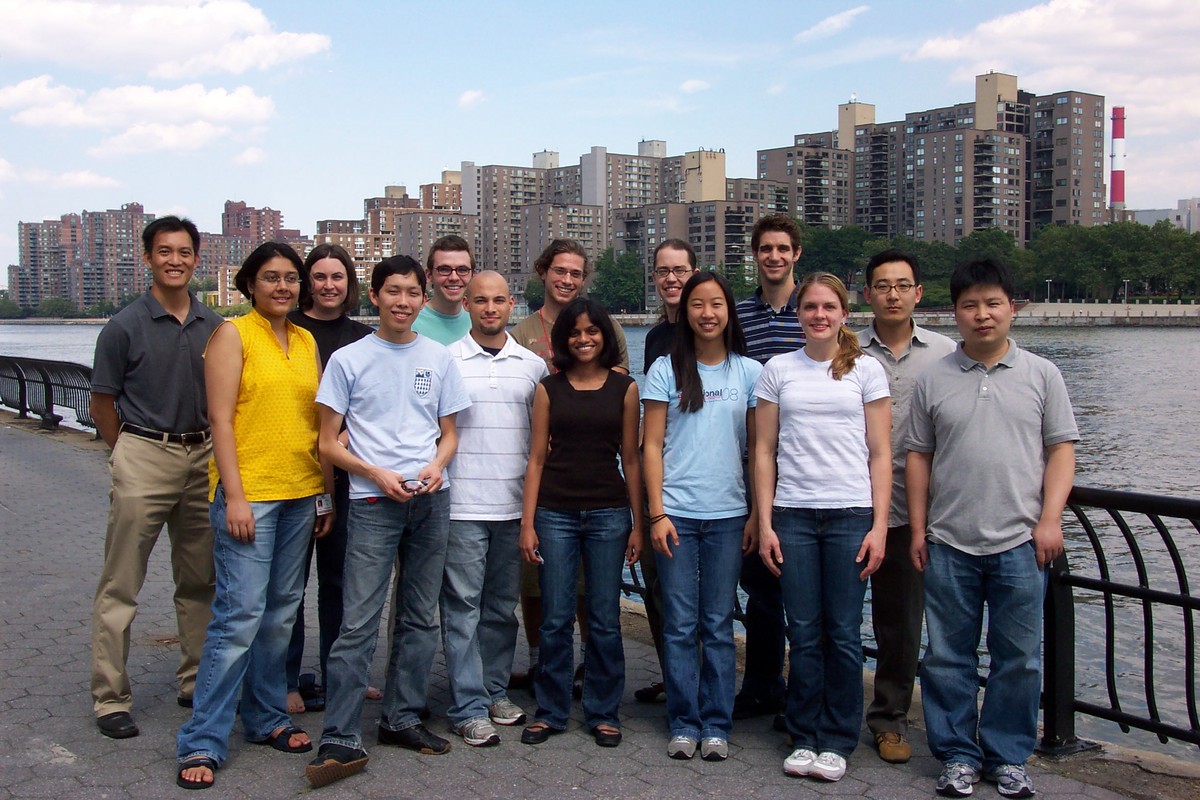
[413,368,432,397]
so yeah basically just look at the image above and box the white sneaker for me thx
[454,718,500,747]
[783,747,818,776]
[700,737,728,761]
[937,762,982,797]
[667,735,697,759]
[985,764,1036,798]
[810,751,847,781]
[487,698,527,726]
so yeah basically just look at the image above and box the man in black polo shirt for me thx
[732,213,805,724]
[88,216,223,739]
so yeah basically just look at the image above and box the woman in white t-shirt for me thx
[644,271,762,763]
[755,271,891,783]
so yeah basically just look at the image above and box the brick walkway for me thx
[0,419,1133,799]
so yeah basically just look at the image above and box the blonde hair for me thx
[797,271,861,380]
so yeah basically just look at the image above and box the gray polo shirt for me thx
[858,321,957,527]
[91,291,223,433]
[906,340,1079,556]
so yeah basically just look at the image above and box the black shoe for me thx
[305,744,368,788]
[773,713,787,732]
[177,696,194,709]
[731,693,782,720]
[520,722,565,745]
[418,705,432,721]
[592,725,622,748]
[377,723,451,755]
[97,711,139,739]
[634,681,666,703]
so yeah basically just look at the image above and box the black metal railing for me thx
[0,355,95,431]
[622,485,1200,755]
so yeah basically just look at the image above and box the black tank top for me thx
[537,370,633,510]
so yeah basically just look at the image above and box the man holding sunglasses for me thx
[413,235,476,345]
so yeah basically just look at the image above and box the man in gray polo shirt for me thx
[907,258,1078,799]
[857,249,956,764]
[89,216,223,739]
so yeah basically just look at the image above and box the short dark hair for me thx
[865,249,920,286]
[426,234,474,272]
[371,255,426,294]
[235,242,309,307]
[533,239,589,279]
[750,213,801,252]
[142,216,200,253]
[302,243,360,313]
[549,297,619,373]
[652,238,697,269]
[950,257,1015,304]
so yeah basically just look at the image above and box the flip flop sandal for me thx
[250,725,313,753]
[176,756,218,790]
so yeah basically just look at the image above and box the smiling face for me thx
[686,279,729,345]
[465,271,514,338]
[308,256,350,317]
[754,230,801,289]
[543,252,586,310]
[144,230,197,292]
[864,259,923,327]
[370,270,426,339]
[567,311,603,365]
[954,283,1015,360]
[653,246,696,312]
[798,283,848,345]
[428,248,474,307]
[248,255,301,319]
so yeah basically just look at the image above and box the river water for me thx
[3,321,1199,758]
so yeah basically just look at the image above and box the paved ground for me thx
[0,415,1164,799]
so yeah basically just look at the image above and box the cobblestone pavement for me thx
[0,419,1134,799]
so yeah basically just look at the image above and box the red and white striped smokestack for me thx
[1110,106,1126,211]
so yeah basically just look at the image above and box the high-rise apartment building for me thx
[1030,90,1107,231]
[222,200,299,243]
[11,218,66,309]
[460,160,548,276]
[419,171,463,211]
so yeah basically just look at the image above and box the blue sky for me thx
[2,0,1198,282]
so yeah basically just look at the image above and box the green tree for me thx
[590,247,644,312]
[0,297,24,319]
[524,276,544,312]
[35,296,79,318]
[798,225,877,286]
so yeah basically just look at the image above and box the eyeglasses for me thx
[257,272,300,285]
[871,281,915,295]
[434,265,474,277]
[401,479,429,494]
[653,267,695,279]
[548,266,585,281]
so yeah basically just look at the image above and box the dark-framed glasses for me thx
[871,281,915,295]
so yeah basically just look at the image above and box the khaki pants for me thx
[90,433,215,716]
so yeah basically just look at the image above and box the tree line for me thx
[571,221,1200,314]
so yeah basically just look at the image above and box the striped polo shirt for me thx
[735,286,806,364]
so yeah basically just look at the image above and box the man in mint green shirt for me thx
[412,234,475,344]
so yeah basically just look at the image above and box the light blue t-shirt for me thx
[317,333,472,499]
[412,305,471,345]
[643,354,762,518]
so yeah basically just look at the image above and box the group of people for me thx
[88,212,1076,798]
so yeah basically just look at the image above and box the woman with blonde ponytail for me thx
[754,271,892,783]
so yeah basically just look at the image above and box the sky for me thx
[2,0,1198,284]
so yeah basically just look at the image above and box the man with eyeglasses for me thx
[856,249,955,764]
[88,216,223,740]
[413,235,476,345]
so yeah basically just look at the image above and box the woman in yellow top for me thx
[177,242,333,790]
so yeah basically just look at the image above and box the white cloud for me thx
[0,157,16,181]
[767,82,788,96]
[0,0,330,78]
[795,5,870,43]
[233,146,265,165]
[679,79,711,94]
[0,158,120,188]
[458,89,486,109]
[794,36,909,70]
[910,0,1200,132]
[90,121,231,157]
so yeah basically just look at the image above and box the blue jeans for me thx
[774,506,873,759]
[922,541,1047,770]
[532,505,631,731]
[319,491,449,750]
[655,514,745,740]
[176,487,314,764]
[440,518,522,726]
[286,468,351,690]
